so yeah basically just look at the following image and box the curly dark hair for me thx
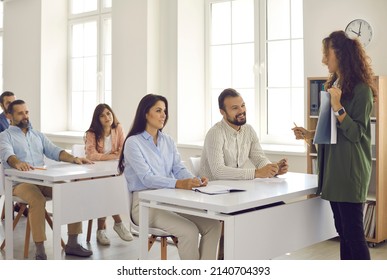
[322,30,377,101]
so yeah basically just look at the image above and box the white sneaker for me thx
[113,223,133,241]
[96,229,110,245]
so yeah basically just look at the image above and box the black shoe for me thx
[35,253,47,260]
[65,244,93,257]
[13,203,20,213]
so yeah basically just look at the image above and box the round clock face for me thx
[345,19,373,47]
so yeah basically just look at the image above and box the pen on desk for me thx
[293,122,310,146]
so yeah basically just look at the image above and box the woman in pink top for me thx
[85,104,133,245]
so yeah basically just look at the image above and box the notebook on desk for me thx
[192,185,245,195]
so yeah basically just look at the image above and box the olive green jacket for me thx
[317,83,373,203]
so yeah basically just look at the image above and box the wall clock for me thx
[345,19,373,47]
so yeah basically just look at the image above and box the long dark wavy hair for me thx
[118,94,169,174]
[86,103,120,144]
[322,30,377,101]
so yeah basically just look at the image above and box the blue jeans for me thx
[330,201,370,260]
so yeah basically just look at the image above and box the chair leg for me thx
[1,204,26,250]
[1,200,5,221]
[217,221,224,260]
[171,236,178,247]
[1,201,17,220]
[1,204,66,258]
[45,210,66,249]
[148,235,157,251]
[24,216,31,258]
[160,237,167,260]
[86,220,93,243]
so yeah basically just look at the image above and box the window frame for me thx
[67,0,112,131]
[205,0,304,146]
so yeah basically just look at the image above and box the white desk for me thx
[4,161,129,259]
[139,172,337,259]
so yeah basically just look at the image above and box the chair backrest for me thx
[72,144,86,157]
[127,191,139,232]
[128,190,173,237]
[189,156,201,177]
[0,161,40,204]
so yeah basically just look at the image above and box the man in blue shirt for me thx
[0,99,94,260]
[0,91,28,217]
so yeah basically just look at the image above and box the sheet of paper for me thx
[253,177,286,183]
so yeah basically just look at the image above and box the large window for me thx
[68,0,112,131]
[207,0,304,146]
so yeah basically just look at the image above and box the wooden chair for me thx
[0,196,66,258]
[0,162,65,258]
[129,192,178,260]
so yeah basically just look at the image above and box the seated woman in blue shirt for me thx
[118,94,222,260]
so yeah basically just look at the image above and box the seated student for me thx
[85,103,133,245]
[0,91,28,217]
[118,94,222,260]
[200,88,289,180]
[0,99,93,260]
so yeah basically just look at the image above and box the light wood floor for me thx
[1,208,387,260]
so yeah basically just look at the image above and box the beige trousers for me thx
[132,191,222,260]
[13,183,83,243]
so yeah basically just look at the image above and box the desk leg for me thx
[139,201,149,259]
[223,217,235,260]
[5,178,14,259]
[52,186,62,259]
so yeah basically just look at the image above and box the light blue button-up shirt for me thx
[0,112,10,132]
[0,126,62,168]
[123,130,193,192]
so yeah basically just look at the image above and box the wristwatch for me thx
[334,107,346,116]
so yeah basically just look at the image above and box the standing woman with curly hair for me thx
[293,31,377,259]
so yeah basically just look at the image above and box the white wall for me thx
[112,0,149,133]
[3,0,42,129]
[176,0,206,143]
[304,0,387,78]
[41,0,67,132]
[3,0,67,132]
[112,0,204,142]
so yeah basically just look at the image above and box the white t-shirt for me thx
[103,134,112,154]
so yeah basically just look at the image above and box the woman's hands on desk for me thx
[176,176,208,190]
